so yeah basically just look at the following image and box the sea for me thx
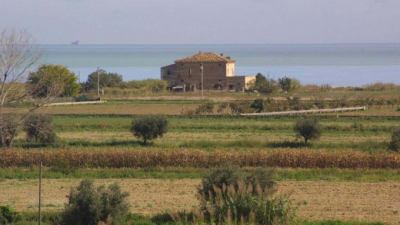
[37,44,400,87]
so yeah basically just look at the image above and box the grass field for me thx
[2,168,400,182]
[0,179,398,224]
[9,114,400,154]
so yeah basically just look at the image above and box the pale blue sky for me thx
[1,0,399,44]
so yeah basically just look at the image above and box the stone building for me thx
[161,52,255,92]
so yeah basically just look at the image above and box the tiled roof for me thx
[175,52,235,63]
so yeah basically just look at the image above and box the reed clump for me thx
[196,167,295,225]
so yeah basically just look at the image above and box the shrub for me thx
[0,115,18,148]
[122,79,168,93]
[61,180,129,225]
[313,98,327,109]
[228,102,244,114]
[23,114,57,145]
[252,73,279,94]
[131,116,168,144]
[278,76,300,92]
[251,99,264,113]
[195,102,214,115]
[364,82,399,91]
[216,102,229,114]
[0,206,18,225]
[287,96,301,110]
[294,119,321,145]
[198,167,294,225]
[150,213,174,225]
[229,101,252,114]
[389,128,400,152]
[74,94,89,102]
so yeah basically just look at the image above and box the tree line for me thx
[28,65,168,99]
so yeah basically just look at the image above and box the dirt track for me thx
[0,179,399,224]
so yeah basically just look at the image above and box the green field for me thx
[15,114,398,153]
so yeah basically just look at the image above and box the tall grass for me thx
[1,149,399,169]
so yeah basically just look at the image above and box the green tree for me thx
[252,73,278,94]
[389,127,400,152]
[278,76,300,92]
[28,64,80,98]
[251,98,264,113]
[61,180,129,225]
[23,114,57,145]
[294,118,321,145]
[131,116,168,144]
[85,69,123,90]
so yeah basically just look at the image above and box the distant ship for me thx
[71,40,80,45]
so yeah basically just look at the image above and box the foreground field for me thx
[0,179,398,224]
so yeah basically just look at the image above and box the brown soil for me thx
[0,179,399,224]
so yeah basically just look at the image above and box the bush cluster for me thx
[389,128,400,152]
[0,206,18,224]
[60,180,129,225]
[0,115,18,148]
[198,167,294,225]
[123,79,168,93]
[24,114,57,145]
[193,97,377,115]
[249,74,300,94]
[250,98,264,113]
[194,102,214,115]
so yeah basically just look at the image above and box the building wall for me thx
[161,59,253,92]
[226,76,256,91]
[227,76,245,91]
[174,62,228,91]
[161,64,177,87]
[226,63,235,77]
[244,76,256,89]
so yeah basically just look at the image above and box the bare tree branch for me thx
[0,29,64,148]
[0,29,41,107]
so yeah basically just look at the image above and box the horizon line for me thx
[35,42,400,46]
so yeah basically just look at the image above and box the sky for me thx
[1,0,400,44]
